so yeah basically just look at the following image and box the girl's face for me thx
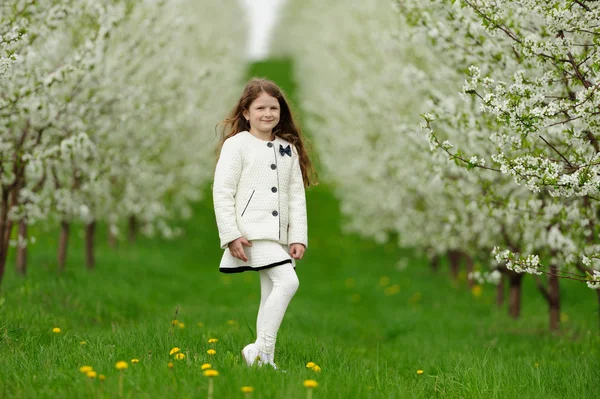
[243,92,280,135]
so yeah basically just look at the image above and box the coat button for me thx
[271,187,277,193]
[271,164,277,170]
[267,142,273,148]
[272,210,278,217]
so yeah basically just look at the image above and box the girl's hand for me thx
[290,243,305,260]
[228,237,252,262]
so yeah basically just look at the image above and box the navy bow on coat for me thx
[279,144,292,157]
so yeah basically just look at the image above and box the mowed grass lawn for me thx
[1,61,599,398]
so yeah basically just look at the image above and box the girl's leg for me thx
[254,263,299,358]
[256,271,274,338]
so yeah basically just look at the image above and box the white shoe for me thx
[241,344,261,366]
[258,353,287,373]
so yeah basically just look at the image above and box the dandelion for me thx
[201,363,212,370]
[303,380,318,399]
[241,386,254,398]
[350,293,361,303]
[177,322,185,329]
[207,349,216,355]
[306,362,316,368]
[115,361,128,398]
[131,358,139,364]
[311,365,321,373]
[197,322,204,327]
[52,327,61,334]
[171,319,179,326]
[226,319,237,326]
[208,338,218,343]
[344,277,355,288]
[417,370,424,375]
[115,361,128,370]
[379,276,390,287]
[204,369,219,399]
[534,362,539,368]
[79,366,93,374]
[86,371,97,379]
[175,353,185,360]
[384,284,401,296]
[80,341,86,345]
[169,347,180,355]
[167,362,174,369]
[471,285,483,297]
[99,374,106,382]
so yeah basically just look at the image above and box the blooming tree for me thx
[0,0,246,285]
[274,0,600,329]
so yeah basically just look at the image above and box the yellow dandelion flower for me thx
[344,277,355,288]
[471,285,483,297]
[350,293,361,303]
[311,365,321,373]
[171,319,179,326]
[534,362,540,368]
[208,338,218,343]
[86,371,97,379]
[197,322,204,327]
[79,366,93,374]
[177,322,185,329]
[207,349,216,355]
[560,313,569,323]
[379,276,391,287]
[169,347,180,355]
[303,380,318,388]
[115,361,128,370]
[52,327,61,334]
[306,362,316,368]
[79,341,86,345]
[167,362,174,369]
[201,363,212,370]
[384,284,401,296]
[241,386,254,393]
[226,319,237,326]
[99,374,106,381]
[131,359,139,363]
[203,369,219,377]
[416,370,424,375]
[175,353,185,360]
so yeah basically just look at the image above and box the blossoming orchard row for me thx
[0,0,245,286]
[274,0,600,330]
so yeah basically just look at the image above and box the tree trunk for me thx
[0,189,9,288]
[128,215,137,244]
[85,221,95,270]
[57,221,70,271]
[464,254,474,288]
[597,290,600,333]
[108,225,117,248]
[548,265,561,331]
[496,272,505,307]
[508,272,524,319]
[448,250,461,280]
[430,254,440,272]
[15,219,27,275]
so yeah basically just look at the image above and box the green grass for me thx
[0,60,599,398]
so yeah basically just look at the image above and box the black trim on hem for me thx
[219,259,293,274]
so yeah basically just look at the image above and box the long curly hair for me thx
[215,77,318,188]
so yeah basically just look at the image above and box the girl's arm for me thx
[288,147,308,248]
[213,138,243,249]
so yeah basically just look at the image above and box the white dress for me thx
[219,240,296,273]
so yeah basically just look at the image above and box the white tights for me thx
[254,263,299,358]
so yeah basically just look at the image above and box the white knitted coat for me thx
[213,131,308,250]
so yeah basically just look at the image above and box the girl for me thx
[213,78,317,370]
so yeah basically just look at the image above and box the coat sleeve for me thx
[213,138,243,249]
[287,147,308,248]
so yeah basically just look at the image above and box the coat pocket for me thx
[240,189,255,217]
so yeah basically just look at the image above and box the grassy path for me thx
[0,61,598,398]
